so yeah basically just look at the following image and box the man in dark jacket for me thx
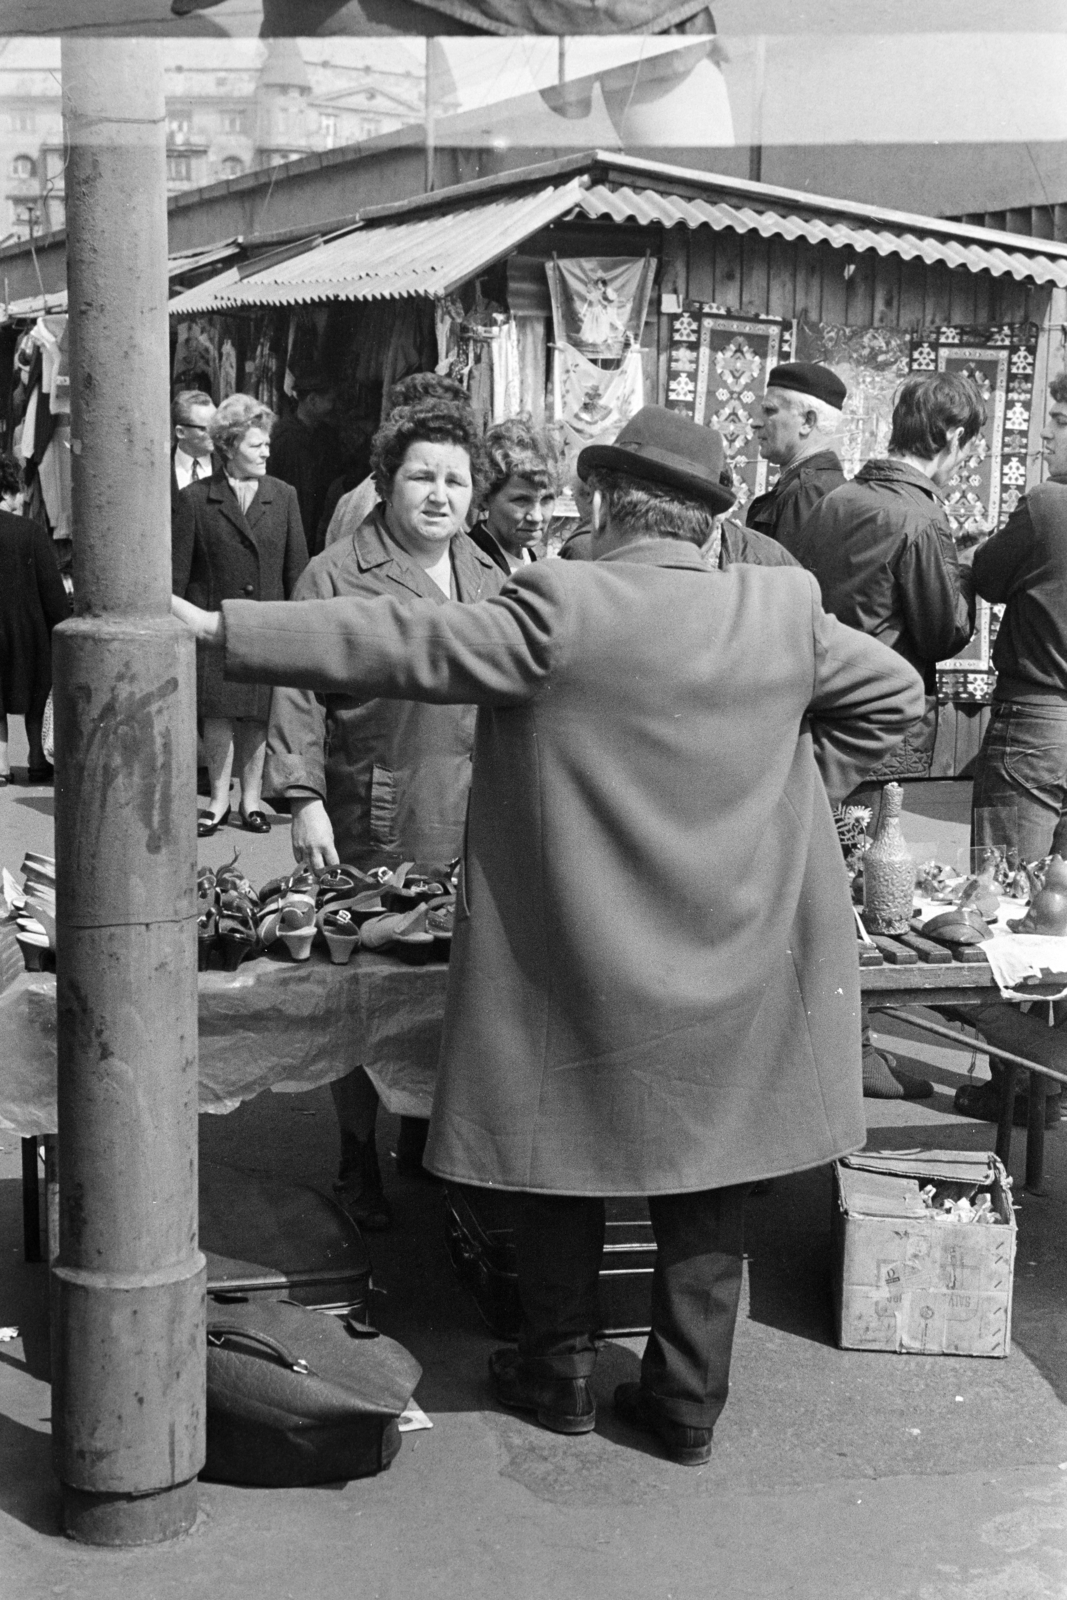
[788,372,983,1099]
[269,377,347,560]
[971,372,1067,864]
[746,362,847,548]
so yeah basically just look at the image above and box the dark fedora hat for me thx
[577,406,737,515]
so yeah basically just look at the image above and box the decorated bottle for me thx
[862,783,914,935]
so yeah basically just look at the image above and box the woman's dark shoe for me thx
[197,805,231,838]
[333,1136,392,1232]
[613,1382,713,1465]
[240,808,271,834]
[26,764,54,785]
[488,1349,596,1435]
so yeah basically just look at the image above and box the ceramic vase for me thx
[862,783,914,935]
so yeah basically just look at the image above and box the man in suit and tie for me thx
[171,390,216,499]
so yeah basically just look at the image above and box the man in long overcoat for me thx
[173,408,923,1466]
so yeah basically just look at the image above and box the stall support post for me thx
[51,39,204,1547]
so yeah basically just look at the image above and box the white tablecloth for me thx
[0,949,449,1136]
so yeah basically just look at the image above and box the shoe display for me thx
[613,1381,713,1465]
[488,1348,596,1435]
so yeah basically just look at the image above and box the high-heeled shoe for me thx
[276,901,316,961]
[239,808,271,834]
[197,805,231,838]
[317,905,361,965]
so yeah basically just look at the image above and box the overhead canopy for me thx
[169,153,1067,315]
[4,239,242,324]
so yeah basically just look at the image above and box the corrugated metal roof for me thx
[2,239,243,324]
[576,185,1067,288]
[169,182,585,314]
[169,171,1067,315]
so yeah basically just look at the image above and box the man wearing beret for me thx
[746,362,847,550]
[173,406,923,1466]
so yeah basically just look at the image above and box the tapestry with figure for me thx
[664,305,793,510]
[552,344,645,480]
[545,257,656,361]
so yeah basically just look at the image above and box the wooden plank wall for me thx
[661,226,1043,329]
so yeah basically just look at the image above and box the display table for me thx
[5,941,1062,1251]
[0,948,451,1138]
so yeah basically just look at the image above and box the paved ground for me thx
[1,756,1065,1599]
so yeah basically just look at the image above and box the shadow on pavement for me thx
[9,796,54,820]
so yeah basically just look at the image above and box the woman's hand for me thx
[171,594,224,645]
[290,797,340,874]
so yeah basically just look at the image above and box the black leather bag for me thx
[204,1299,422,1487]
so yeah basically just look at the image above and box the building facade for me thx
[0,39,434,245]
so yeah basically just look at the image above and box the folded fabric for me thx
[981,932,1067,997]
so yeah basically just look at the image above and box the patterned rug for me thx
[909,323,1038,546]
[664,304,793,510]
[796,319,1040,703]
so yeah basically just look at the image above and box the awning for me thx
[170,171,1067,317]
[3,239,243,324]
[169,183,587,314]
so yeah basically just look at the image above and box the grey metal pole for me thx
[52,39,204,1546]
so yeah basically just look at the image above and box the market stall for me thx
[169,152,1067,776]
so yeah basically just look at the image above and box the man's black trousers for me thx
[512,1185,748,1430]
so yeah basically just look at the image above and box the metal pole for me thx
[424,38,436,194]
[52,39,204,1547]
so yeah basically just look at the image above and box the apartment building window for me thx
[320,112,339,147]
[11,154,36,181]
[167,154,193,182]
[167,115,191,142]
[10,110,35,133]
[223,112,244,134]
[221,156,244,178]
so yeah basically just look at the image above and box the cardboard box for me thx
[832,1150,1016,1357]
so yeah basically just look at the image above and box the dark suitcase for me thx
[200,1159,372,1320]
[443,1184,655,1339]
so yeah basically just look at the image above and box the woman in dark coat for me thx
[0,453,69,785]
[172,393,308,835]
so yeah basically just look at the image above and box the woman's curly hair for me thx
[209,394,276,459]
[0,452,22,499]
[371,400,487,501]
[482,417,563,503]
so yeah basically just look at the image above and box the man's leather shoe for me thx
[613,1381,713,1465]
[488,1348,596,1435]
